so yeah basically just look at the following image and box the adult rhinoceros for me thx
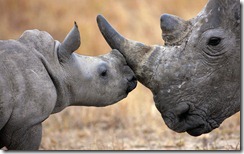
[0,22,137,150]
[97,0,240,136]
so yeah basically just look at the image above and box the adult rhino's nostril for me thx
[162,102,191,132]
[174,102,190,122]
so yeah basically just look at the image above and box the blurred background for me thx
[0,0,240,150]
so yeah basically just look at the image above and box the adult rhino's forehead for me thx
[18,29,55,51]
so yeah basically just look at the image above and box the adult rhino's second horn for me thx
[97,15,154,78]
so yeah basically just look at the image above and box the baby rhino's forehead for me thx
[18,29,55,51]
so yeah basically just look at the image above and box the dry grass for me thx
[0,0,240,150]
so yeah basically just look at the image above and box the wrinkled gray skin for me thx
[97,0,240,136]
[0,23,137,150]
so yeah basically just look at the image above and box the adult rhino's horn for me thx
[97,14,153,73]
[160,14,190,45]
[58,22,81,62]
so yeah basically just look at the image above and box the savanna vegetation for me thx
[0,0,240,150]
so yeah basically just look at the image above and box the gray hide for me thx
[97,0,240,136]
[0,22,137,150]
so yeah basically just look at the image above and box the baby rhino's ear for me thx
[58,22,81,62]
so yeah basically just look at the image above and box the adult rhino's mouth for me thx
[186,124,208,136]
[160,101,218,136]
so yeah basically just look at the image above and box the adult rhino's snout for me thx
[162,101,212,136]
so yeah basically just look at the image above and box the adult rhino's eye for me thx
[208,37,221,46]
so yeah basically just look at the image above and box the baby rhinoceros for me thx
[0,22,137,150]
[97,0,240,136]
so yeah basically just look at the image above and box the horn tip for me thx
[96,14,106,26]
[97,14,104,21]
[74,21,78,28]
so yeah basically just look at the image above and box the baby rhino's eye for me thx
[100,69,107,77]
[98,63,109,78]
[208,37,221,46]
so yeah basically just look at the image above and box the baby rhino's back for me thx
[0,39,56,136]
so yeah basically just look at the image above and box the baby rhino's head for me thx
[71,49,137,107]
[56,22,137,107]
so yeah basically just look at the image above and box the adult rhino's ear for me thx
[58,22,81,62]
[203,0,240,27]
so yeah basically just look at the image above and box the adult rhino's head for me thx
[97,0,240,136]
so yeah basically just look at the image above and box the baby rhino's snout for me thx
[110,49,137,93]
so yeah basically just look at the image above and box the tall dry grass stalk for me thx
[0,0,240,150]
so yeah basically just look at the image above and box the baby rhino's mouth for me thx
[126,76,137,94]
[162,101,215,136]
